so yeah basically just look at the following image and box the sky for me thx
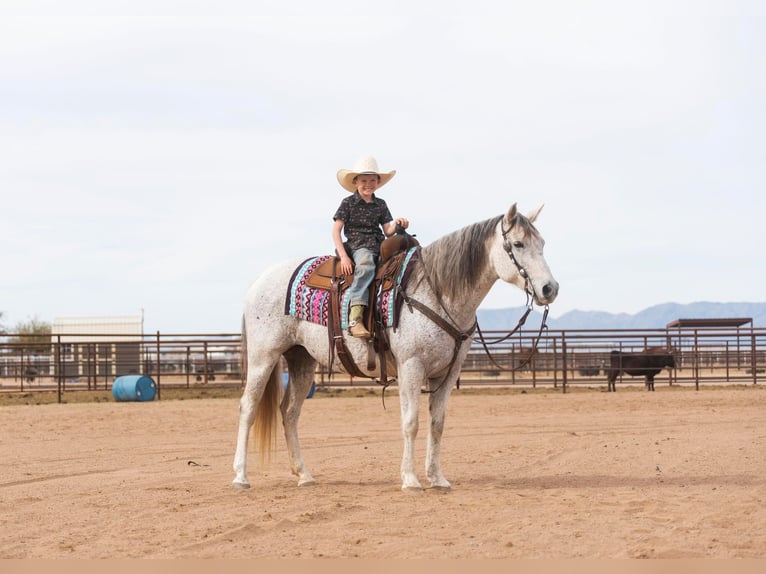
[1,0,764,334]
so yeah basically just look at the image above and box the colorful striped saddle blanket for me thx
[285,247,419,329]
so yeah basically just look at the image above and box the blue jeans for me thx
[347,248,376,307]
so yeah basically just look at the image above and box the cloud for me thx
[1,1,764,331]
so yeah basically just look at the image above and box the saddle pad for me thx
[285,247,419,329]
[285,256,348,327]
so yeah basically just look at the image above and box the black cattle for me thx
[607,348,676,391]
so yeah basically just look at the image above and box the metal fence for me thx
[1,325,763,401]
[0,332,242,401]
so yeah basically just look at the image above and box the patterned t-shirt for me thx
[333,192,393,255]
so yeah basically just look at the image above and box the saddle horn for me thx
[381,226,419,263]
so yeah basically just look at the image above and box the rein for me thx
[475,302,549,372]
[399,287,476,395]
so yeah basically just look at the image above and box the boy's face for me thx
[355,174,379,201]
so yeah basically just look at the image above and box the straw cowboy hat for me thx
[336,156,396,192]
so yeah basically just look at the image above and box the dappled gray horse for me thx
[233,204,558,491]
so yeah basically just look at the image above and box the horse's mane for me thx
[414,212,536,302]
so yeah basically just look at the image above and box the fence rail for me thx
[1,326,763,402]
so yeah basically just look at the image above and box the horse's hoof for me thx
[232,481,251,490]
[401,485,423,493]
[298,478,317,487]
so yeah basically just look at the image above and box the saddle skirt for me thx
[285,246,419,329]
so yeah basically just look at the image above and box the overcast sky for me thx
[1,0,764,333]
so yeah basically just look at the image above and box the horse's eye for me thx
[513,241,524,249]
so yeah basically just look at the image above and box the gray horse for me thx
[232,204,558,491]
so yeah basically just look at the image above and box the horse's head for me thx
[493,204,559,306]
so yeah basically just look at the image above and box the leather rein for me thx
[398,282,476,393]
[474,294,549,372]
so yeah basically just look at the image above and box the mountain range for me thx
[476,302,766,331]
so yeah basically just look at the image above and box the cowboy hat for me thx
[336,156,396,192]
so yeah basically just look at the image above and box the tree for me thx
[10,316,52,354]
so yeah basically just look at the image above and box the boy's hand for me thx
[339,254,354,276]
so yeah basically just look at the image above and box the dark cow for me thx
[607,348,676,392]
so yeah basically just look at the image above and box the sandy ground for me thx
[0,386,765,559]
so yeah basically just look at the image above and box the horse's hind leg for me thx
[232,352,281,490]
[425,375,455,490]
[282,346,318,486]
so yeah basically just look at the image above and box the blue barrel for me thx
[281,373,315,399]
[282,372,289,391]
[112,375,157,402]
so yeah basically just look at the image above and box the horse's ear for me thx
[526,204,544,223]
[505,203,518,224]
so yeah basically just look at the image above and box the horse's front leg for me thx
[398,362,425,491]
[426,375,455,490]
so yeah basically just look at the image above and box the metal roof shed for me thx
[665,318,753,329]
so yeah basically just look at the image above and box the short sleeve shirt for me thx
[333,192,393,254]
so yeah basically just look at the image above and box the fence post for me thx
[694,330,700,391]
[752,330,758,385]
[204,341,209,384]
[56,335,62,404]
[20,346,25,393]
[156,331,162,400]
[561,333,568,394]
[186,346,191,389]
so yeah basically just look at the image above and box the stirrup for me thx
[348,320,371,339]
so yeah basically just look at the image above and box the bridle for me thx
[501,217,532,294]
[474,218,550,372]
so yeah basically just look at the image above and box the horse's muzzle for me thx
[537,280,559,305]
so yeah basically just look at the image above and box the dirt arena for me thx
[1,386,765,559]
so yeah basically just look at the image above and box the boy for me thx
[332,156,409,338]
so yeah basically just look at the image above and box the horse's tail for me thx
[254,366,281,464]
[241,314,281,464]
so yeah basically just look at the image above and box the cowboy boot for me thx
[348,305,371,339]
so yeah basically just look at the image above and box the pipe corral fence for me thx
[1,324,763,402]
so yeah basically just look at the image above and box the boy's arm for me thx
[332,219,354,275]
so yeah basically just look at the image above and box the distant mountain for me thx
[477,302,766,331]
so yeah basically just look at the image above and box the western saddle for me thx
[302,229,420,381]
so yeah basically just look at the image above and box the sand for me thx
[0,386,764,559]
